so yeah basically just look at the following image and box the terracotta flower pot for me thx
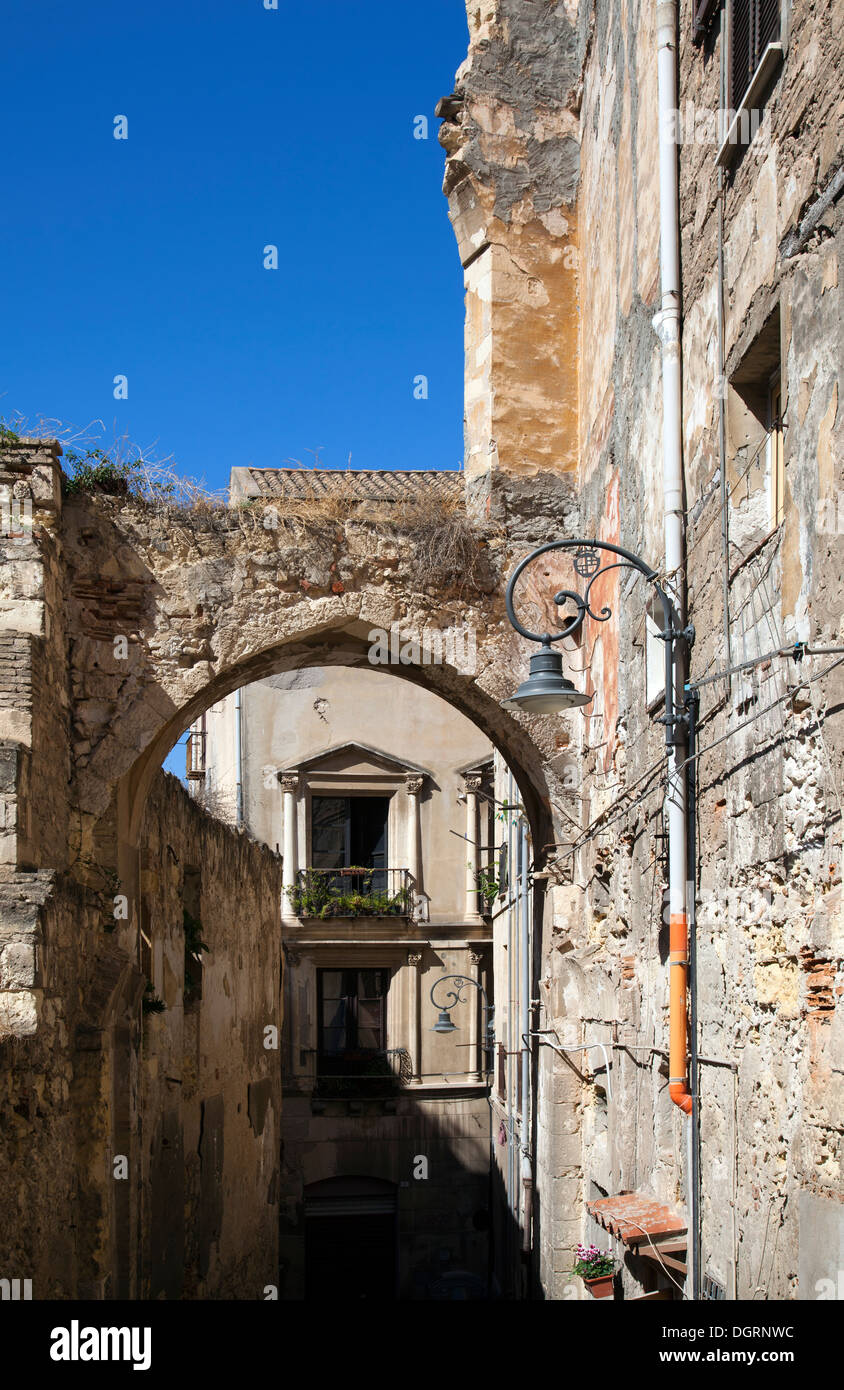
[584,1272,615,1299]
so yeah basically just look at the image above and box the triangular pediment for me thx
[283,742,432,779]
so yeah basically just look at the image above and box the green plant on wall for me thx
[183,908,209,999]
[0,420,21,447]
[474,863,501,909]
[142,981,166,1015]
[63,448,147,497]
[290,869,411,919]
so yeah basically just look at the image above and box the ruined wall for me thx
[0,770,283,1300]
[1,438,572,1300]
[137,773,283,1299]
[439,0,581,489]
[0,440,71,877]
[0,869,142,1298]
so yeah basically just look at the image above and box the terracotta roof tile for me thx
[587,1192,687,1247]
[231,466,463,503]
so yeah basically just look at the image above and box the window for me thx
[317,968,390,1088]
[311,795,389,878]
[769,376,784,530]
[727,307,784,563]
[730,0,780,109]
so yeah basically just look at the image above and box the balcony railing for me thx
[185,727,206,780]
[291,867,411,919]
[314,1047,413,1097]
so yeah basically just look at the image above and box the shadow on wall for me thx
[277,1096,528,1300]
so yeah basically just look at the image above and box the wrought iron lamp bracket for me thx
[504,538,690,744]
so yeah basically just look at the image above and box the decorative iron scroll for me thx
[505,537,666,649]
[504,537,692,749]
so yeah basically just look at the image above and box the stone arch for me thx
[57,486,577,863]
[118,618,553,853]
[3,447,583,1299]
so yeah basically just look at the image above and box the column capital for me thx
[407,951,424,967]
[468,949,484,966]
[463,772,484,793]
[405,773,425,795]
[279,770,299,794]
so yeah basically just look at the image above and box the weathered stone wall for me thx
[0,867,145,1297]
[0,771,283,1299]
[137,773,283,1299]
[444,0,843,1301]
[566,0,844,1301]
[0,441,70,876]
[439,0,581,484]
[0,443,569,1299]
[676,0,844,1299]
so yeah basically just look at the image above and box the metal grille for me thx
[731,0,780,108]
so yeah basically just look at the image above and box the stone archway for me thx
[50,463,578,872]
[1,441,587,961]
[1,443,584,1299]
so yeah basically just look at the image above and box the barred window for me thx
[731,0,780,108]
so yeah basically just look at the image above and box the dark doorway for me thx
[304,1177,398,1300]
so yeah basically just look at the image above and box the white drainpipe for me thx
[520,819,532,1253]
[655,0,696,1300]
[234,687,244,829]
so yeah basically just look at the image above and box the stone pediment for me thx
[283,742,432,781]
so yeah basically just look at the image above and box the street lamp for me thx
[429,974,494,1067]
[502,538,688,724]
[500,645,591,713]
[501,536,699,1290]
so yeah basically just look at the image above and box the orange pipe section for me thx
[669,912,693,1114]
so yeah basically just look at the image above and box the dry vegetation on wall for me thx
[0,414,228,508]
[1,415,499,594]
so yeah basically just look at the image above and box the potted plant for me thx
[572,1243,615,1298]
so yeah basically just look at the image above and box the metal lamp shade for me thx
[501,646,591,714]
[431,1010,458,1033]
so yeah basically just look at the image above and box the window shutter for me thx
[757,0,780,53]
[731,0,753,107]
[731,0,781,108]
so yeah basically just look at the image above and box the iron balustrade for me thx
[314,1047,414,1098]
[185,727,206,780]
[292,866,412,918]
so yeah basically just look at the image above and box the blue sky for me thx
[0,0,469,491]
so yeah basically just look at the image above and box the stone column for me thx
[407,951,424,1083]
[405,774,424,915]
[468,949,485,1082]
[284,947,301,1083]
[280,772,299,922]
[464,773,483,923]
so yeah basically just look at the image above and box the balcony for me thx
[291,867,411,919]
[314,1047,413,1100]
[185,726,206,780]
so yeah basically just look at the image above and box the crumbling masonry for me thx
[1,0,842,1299]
